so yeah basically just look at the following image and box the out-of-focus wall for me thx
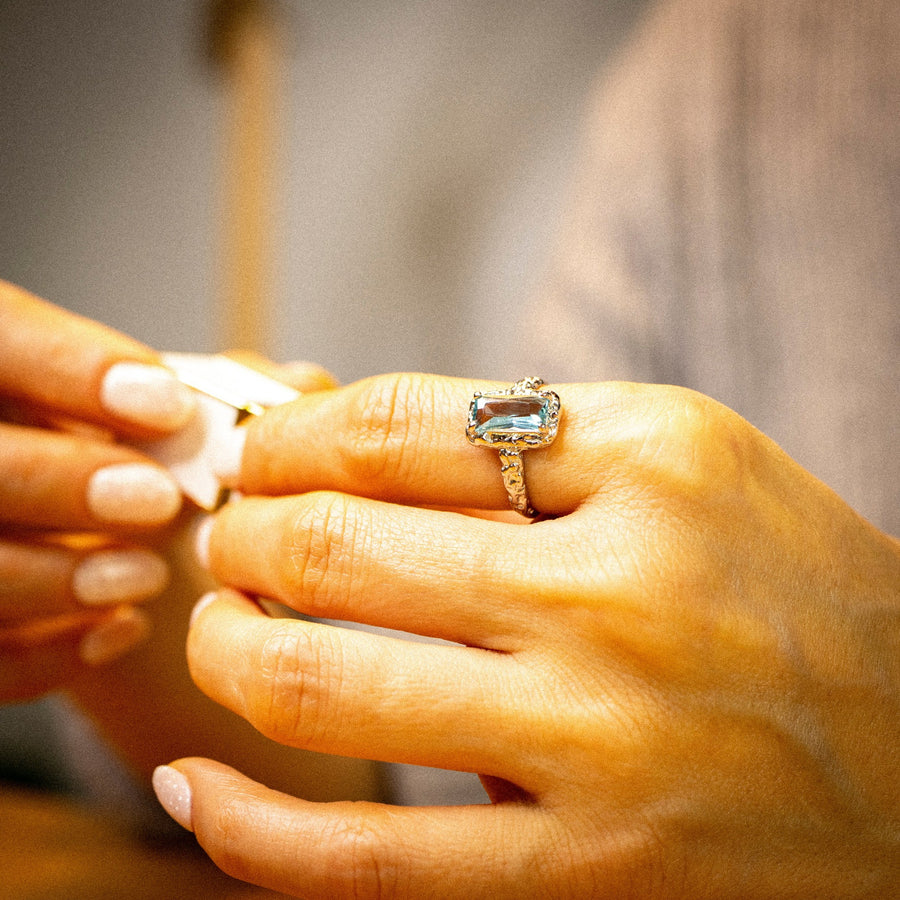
[0,0,648,381]
[0,2,219,352]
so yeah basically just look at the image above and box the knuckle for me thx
[323,815,402,899]
[205,794,259,883]
[337,373,425,493]
[250,622,343,748]
[281,492,360,620]
[638,388,759,504]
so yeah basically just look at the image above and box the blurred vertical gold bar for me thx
[208,0,282,355]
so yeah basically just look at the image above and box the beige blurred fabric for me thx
[527,0,899,536]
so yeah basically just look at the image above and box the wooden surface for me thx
[0,784,293,900]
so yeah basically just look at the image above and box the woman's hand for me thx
[0,280,194,699]
[160,373,900,898]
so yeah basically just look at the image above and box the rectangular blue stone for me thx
[472,395,550,439]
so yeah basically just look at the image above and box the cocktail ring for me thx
[466,377,560,518]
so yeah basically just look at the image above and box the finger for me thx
[188,590,528,779]
[222,350,339,392]
[203,493,539,648]
[0,538,169,623]
[155,758,576,900]
[0,605,150,701]
[0,423,182,529]
[0,281,195,434]
[0,395,116,442]
[220,373,645,515]
[277,360,339,392]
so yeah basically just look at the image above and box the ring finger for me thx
[188,589,537,781]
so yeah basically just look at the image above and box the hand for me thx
[159,373,900,898]
[0,280,194,699]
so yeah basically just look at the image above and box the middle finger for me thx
[204,492,545,649]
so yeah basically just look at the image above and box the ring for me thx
[466,377,560,517]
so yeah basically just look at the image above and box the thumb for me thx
[152,758,572,899]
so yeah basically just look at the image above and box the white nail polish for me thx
[79,607,150,665]
[87,463,182,525]
[72,549,170,605]
[152,766,194,832]
[101,362,196,431]
[189,591,219,627]
[211,426,247,486]
[192,515,214,570]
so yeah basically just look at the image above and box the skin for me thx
[0,281,379,803]
[0,280,182,697]
[172,371,899,898]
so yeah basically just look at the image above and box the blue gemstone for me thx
[472,396,549,438]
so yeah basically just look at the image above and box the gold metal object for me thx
[466,377,560,517]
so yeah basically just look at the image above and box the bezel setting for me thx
[466,384,560,450]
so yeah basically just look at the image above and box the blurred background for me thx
[0,0,649,382]
[0,0,649,812]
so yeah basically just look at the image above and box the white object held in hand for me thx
[136,353,299,510]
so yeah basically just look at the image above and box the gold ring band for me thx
[466,377,560,518]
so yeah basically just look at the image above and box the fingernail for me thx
[79,606,150,665]
[101,362,197,431]
[73,549,170,605]
[189,591,219,628]
[192,515,214,570]
[152,766,194,832]
[211,426,247,486]
[87,463,182,525]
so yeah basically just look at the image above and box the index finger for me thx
[0,281,195,435]
[221,373,653,515]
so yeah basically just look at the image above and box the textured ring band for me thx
[466,377,560,517]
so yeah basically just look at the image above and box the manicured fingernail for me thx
[101,362,196,431]
[152,766,194,832]
[87,463,182,525]
[192,515,214,570]
[73,549,170,605]
[189,591,219,627]
[79,606,150,665]
[211,426,247,486]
